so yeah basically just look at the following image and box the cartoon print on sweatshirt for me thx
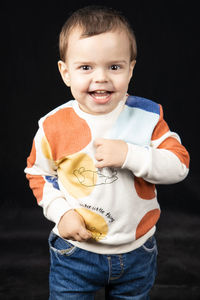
[58,152,118,199]
[73,167,118,187]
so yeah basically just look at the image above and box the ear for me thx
[58,60,71,87]
[128,60,136,81]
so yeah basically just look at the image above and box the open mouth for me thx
[89,90,113,103]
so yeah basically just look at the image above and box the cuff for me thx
[122,143,151,177]
[46,198,72,226]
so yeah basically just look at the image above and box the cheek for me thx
[70,73,90,90]
[115,76,130,91]
[71,77,90,93]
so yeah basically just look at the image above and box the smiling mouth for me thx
[89,90,113,103]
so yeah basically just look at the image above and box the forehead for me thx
[66,27,131,62]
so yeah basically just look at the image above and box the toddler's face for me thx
[58,27,135,115]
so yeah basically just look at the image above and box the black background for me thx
[1,1,200,299]
[1,0,199,213]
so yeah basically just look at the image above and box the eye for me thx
[110,64,121,71]
[80,65,91,71]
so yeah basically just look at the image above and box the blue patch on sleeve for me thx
[45,176,60,190]
[126,96,160,115]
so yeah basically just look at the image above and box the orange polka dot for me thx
[151,105,169,141]
[134,176,156,200]
[27,140,36,168]
[136,209,160,240]
[43,107,92,161]
[158,137,190,168]
[26,174,45,203]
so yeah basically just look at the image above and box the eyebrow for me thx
[109,60,128,64]
[73,61,93,66]
[73,60,128,65]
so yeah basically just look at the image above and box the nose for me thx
[94,68,108,83]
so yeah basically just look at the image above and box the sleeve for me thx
[24,124,72,225]
[122,105,190,184]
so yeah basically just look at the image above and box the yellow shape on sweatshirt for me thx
[76,207,108,241]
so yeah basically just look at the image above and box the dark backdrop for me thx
[1,1,199,215]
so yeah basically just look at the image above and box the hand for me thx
[94,138,128,169]
[58,210,92,242]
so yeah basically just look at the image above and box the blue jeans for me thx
[48,232,157,299]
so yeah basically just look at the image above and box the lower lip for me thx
[89,93,112,104]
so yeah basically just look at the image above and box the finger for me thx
[73,234,82,242]
[94,138,105,147]
[94,152,103,161]
[74,233,90,242]
[95,160,107,169]
[79,227,92,240]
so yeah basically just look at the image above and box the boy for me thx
[25,6,190,299]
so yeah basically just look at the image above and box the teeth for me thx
[89,90,111,100]
[93,90,108,94]
[95,95,107,99]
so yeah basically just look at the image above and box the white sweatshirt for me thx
[25,96,189,254]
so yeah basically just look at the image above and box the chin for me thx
[91,104,114,115]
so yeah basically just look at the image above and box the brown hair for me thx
[59,5,137,62]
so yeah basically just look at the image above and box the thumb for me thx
[78,214,92,238]
[79,225,92,240]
